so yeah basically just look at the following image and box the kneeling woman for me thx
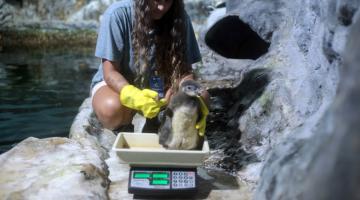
[90,0,209,132]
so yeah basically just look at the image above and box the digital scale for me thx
[128,167,197,196]
[112,132,209,197]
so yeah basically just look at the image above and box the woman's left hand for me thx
[164,88,174,103]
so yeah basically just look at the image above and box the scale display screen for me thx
[129,168,197,195]
[151,179,169,185]
[133,172,151,179]
[152,173,169,179]
[133,172,169,180]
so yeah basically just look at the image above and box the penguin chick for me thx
[158,80,204,150]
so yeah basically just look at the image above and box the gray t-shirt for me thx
[90,0,201,90]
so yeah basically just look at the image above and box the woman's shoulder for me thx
[103,0,133,17]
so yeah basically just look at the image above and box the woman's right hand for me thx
[120,85,167,118]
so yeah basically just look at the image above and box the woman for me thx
[90,0,208,132]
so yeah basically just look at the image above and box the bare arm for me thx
[102,59,129,93]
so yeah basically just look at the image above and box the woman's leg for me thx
[92,83,135,130]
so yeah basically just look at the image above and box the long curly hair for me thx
[132,0,189,91]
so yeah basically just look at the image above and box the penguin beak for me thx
[196,87,204,96]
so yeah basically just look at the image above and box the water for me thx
[0,48,99,153]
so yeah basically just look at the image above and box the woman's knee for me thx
[92,86,133,129]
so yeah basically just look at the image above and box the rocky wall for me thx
[201,0,359,197]
[256,11,360,200]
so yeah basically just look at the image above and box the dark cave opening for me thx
[205,15,270,59]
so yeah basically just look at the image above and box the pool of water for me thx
[0,48,99,153]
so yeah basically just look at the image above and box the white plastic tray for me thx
[112,132,210,167]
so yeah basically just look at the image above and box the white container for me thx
[112,132,210,167]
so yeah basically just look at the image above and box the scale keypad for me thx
[171,171,195,189]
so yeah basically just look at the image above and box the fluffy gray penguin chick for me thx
[158,80,204,150]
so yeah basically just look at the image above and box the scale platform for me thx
[112,132,210,196]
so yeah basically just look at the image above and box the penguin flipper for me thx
[158,108,174,147]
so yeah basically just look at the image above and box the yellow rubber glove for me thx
[120,85,167,118]
[196,96,209,136]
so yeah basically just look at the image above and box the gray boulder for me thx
[201,0,359,196]
[202,0,354,161]
[255,12,360,200]
[0,137,109,200]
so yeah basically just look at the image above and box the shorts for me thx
[91,80,107,99]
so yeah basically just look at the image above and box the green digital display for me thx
[151,179,169,185]
[133,172,151,179]
[152,173,169,179]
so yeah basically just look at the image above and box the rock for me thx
[0,137,109,200]
[202,0,343,159]
[200,0,357,195]
[69,98,116,156]
[105,151,132,199]
[255,12,360,200]
[0,0,13,28]
[0,0,116,30]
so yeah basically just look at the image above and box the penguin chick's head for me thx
[180,80,203,97]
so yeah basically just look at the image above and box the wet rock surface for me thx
[203,68,272,173]
[0,137,109,200]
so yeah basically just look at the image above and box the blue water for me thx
[0,49,98,153]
